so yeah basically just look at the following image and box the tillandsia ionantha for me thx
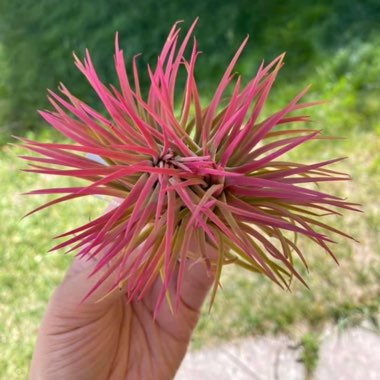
[20,19,359,316]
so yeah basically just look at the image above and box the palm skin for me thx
[30,248,214,380]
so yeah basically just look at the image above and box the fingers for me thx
[142,241,216,331]
[52,201,125,309]
[51,254,124,313]
[52,224,218,318]
[179,258,214,312]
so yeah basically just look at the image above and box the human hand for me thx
[29,243,214,380]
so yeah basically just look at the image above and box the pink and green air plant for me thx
[20,19,359,316]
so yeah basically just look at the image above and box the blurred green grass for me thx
[1,34,380,380]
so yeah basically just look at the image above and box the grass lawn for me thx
[1,37,379,379]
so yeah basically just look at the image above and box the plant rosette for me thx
[20,19,359,316]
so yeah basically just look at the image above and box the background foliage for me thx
[0,1,379,379]
[0,0,379,138]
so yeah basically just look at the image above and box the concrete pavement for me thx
[175,327,380,380]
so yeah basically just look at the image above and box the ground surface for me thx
[176,326,380,380]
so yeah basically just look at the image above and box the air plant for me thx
[20,19,358,316]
